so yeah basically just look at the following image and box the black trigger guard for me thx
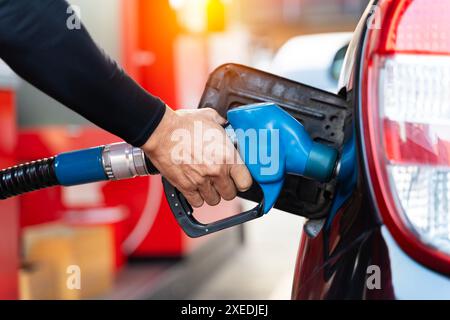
[162,177,264,238]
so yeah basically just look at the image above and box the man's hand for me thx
[142,106,253,208]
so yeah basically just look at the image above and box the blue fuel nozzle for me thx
[227,103,339,213]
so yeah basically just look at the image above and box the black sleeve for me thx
[0,0,166,147]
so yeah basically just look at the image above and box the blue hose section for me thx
[54,146,108,186]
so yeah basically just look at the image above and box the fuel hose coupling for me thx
[0,142,158,200]
[102,143,151,180]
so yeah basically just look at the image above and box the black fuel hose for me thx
[0,158,58,200]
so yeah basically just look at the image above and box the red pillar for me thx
[121,0,179,108]
[0,89,19,299]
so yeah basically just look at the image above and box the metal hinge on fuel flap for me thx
[197,63,350,220]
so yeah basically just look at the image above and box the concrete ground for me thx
[192,200,305,300]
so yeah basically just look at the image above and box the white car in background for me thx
[270,32,353,93]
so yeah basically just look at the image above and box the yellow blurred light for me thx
[206,0,226,32]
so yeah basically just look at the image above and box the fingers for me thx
[198,179,221,206]
[169,176,204,208]
[230,164,253,192]
[212,174,237,201]
[170,165,250,208]
[182,189,204,208]
[180,168,222,207]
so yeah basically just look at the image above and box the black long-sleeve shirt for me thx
[0,0,166,147]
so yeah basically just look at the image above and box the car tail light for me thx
[361,0,450,272]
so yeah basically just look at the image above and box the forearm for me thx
[0,0,165,146]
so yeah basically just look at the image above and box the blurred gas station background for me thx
[0,0,368,300]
